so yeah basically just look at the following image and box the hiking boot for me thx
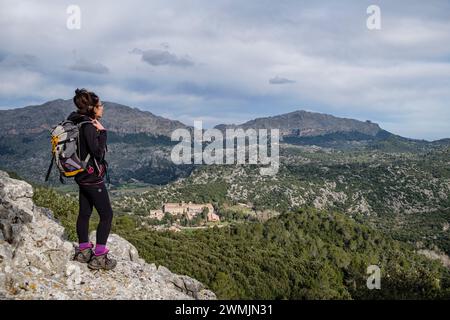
[88,253,117,270]
[73,247,93,263]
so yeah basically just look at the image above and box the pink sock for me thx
[94,244,109,256]
[79,242,92,250]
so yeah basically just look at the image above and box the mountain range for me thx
[0,99,447,186]
[0,99,188,137]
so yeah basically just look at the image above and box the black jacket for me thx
[67,111,108,185]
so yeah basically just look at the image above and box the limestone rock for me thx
[88,232,140,263]
[0,170,216,300]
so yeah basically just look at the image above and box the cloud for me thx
[1,0,450,140]
[269,76,296,85]
[69,58,109,74]
[131,48,194,67]
[0,53,38,69]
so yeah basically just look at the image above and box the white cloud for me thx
[0,0,449,139]
[131,48,194,67]
[269,76,296,85]
[69,58,109,74]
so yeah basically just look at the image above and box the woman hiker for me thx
[67,88,117,270]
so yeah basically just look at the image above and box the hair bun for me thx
[75,88,86,96]
[73,88,99,114]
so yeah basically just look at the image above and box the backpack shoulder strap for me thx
[77,120,93,127]
[76,120,94,164]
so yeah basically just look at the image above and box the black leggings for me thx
[77,182,113,245]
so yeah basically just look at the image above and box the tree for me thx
[211,272,241,299]
[201,207,209,221]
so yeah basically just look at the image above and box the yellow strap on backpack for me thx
[51,135,59,154]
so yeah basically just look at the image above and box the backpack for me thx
[44,119,92,183]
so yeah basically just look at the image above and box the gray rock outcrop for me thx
[0,170,216,300]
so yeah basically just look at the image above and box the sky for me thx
[0,0,449,140]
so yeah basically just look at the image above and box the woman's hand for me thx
[92,119,106,131]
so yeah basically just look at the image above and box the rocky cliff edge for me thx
[0,170,216,300]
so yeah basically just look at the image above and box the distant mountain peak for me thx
[0,99,189,137]
[215,109,381,137]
